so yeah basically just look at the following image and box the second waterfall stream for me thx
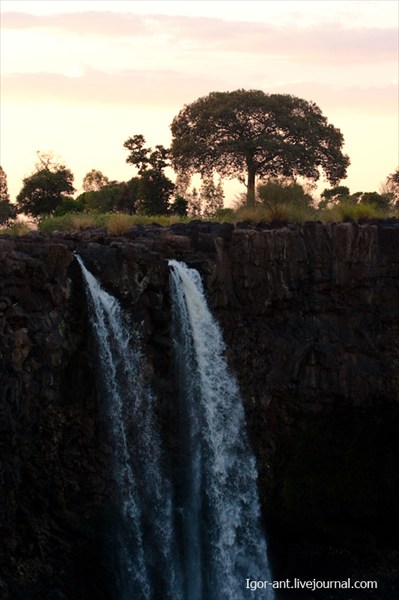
[169,260,274,600]
[77,254,274,599]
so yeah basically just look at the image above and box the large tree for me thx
[16,153,75,218]
[170,89,350,206]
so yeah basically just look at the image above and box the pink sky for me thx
[1,0,398,204]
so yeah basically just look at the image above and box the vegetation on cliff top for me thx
[1,89,398,233]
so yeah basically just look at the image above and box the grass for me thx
[0,222,31,236]
[233,202,317,224]
[38,212,185,234]
[38,213,98,233]
[320,202,383,223]
[105,213,136,235]
[30,202,397,234]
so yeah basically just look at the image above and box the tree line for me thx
[1,89,398,225]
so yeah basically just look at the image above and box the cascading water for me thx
[76,256,181,600]
[169,260,274,600]
[77,255,273,599]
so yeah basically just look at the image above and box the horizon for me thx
[1,0,398,205]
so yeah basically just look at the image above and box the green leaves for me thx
[16,164,75,219]
[170,89,350,206]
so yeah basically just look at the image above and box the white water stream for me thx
[77,255,273,599]
[169,260,274,600]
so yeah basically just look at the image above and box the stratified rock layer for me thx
[0,220,398,598]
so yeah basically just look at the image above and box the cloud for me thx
[269,81,398,115]
[2,10,397,65]
[3,68,397,116]
[2,68,224,108]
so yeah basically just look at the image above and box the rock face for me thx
[0,220,398,597]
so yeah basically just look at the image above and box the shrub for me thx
[39,213,99,232]
[0,221,31,236]
[338,203,381,221]
[233,202,316,224]
[105,213,135,235]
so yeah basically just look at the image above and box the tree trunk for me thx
[246,165,256,207]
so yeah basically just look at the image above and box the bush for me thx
[339,203,381,221]
[105,213,135,235]
[233,202,316,224]
[0,221,31,236]
[39,213,100,232]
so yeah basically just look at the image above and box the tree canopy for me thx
[82,169,109,192]
[123,135,174,214]
[170,89,350,206]
[383,167,399,206]
[123,134,169,174]
[16,153,75,218]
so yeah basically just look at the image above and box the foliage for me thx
[76,178,140,214]
[382,167,399,206]
[170,195,189,217]
[76,185,122,213]
[38,213,99,232]
[123,134,169,174]
[174,171,192,199]
[16,154,75,219]
[360,191,391,210]
[0,201,17,225]
[320,202,382,223]
[258,178,313,217]
[0,221,30,236]
[170,89,350,206]
[213,207,234,222]
[0,166,17,225]
[82,169,109,192]
[115,177,140,213]
[105,213,136,235]
[136,169,174,215]
[233,201,315,224]
[0,166,10,203]
[200,175,225,218]
[53,195,85,216]
[319,186,351,208]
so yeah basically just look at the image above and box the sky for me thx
[1,0,398,205]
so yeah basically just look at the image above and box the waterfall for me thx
[77,255,274,599]
[76,256,181,600]
[169,260,274,600]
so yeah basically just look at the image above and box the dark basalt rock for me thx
[1,220,398,598]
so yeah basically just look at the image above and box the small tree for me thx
[0,166,17,225]
[200,175,225,219]
[382,168,399,206]
[123,134,169,174]
[170,195,188,217]
[319,186,351,208]
[115,178,140,213]
[82,169,109,192]
[258,178,313,215]
[124,135,174,215]
[360,191,391,210]
[137,170,174,215]
[187,188,201,217]
[16,153,75,219]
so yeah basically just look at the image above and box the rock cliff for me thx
[1,220,398,598]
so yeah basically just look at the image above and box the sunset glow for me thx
[1,0,398,203]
